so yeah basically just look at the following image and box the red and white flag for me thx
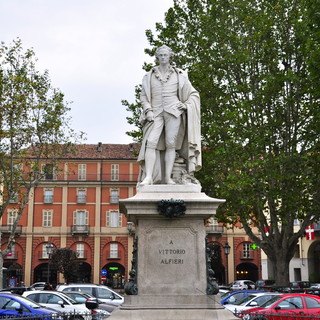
[264,226,271,237]
[306,224,315,240]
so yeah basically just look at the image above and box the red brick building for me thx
[1,143,139,288]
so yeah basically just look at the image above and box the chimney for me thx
[97,142,102,152]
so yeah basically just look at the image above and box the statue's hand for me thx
[146,110,154,122]
[177,102,187,111]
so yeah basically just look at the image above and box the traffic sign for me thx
[101,269,107,276]
[101,275,106,281]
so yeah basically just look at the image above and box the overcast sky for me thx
[0,0,173,145]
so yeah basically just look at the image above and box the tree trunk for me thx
[271,252,291,286]
[0,252,4,289]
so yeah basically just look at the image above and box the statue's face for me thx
[157,49,170,65]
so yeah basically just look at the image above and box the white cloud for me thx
[0,0,173,144]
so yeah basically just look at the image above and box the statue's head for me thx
[155,45,174,63]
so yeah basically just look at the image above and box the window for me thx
[43,210,52,227]
[242,243,251,259]
[278,297,303,309]
[78,164,86,180]
[44,189,53,203]
[8,192,18,204]
[42,244,49,259]
[110,243,118,258]
[77,189,86,203]
[73,210,88,226]
[76,243,85,258]
[106,211,122,227]
[306,297,320,308]
[6,244,15,259]
[110,189,119,203]
[7,210,18,226]
[111,164,119,181]
[42,164,56,180]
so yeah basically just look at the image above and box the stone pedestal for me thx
[111,185,237,320]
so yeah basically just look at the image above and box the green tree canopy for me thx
[50,248,79,284]
[0,39,83,288]
[126,0,320,285]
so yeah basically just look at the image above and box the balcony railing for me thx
[205,225,224,235]
[110,196,119,204]
[240,254,254,260]
[42,173,139,182]
[76,250,87,259]
[77,195,86,204]
[71,225,89,236]
[4,251,18,259]
[0,225,22,235]
[43,195,53,203]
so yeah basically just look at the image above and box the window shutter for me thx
[106,211,110,227]
[73,211,77,225]
[118,213,122,227]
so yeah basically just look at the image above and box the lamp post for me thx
[223,242,231,285]
[46,242,54,283]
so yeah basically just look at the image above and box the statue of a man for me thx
[137,45,201,186]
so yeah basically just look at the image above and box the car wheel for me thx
[250,316,268,320]
[69,316,84,320]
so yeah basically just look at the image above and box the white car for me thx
[230,280,256,290]
[225,292,282,314]
[23,290,91,320]
[56,284,123,306]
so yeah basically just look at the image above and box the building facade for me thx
[1,143,139,288]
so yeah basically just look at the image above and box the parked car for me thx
[220,290,262,305]
[290,281,310,289]
[225,292,283,316]
[0,286,35,295]
[65,291,117,313]
[231,280,256,290]
[255,280,276,290]
[23,290,91,320]
[241,293,320,320]
[56,284,124,305]
[31,282,46,290]
[0,293,60,319]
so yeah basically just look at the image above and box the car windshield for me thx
[234,295,257,306]
[220,292,232,299]
[59,294,80,305]
[259,296,283,308]
[15,296,42,309]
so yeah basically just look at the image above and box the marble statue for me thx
[137,45,201,186]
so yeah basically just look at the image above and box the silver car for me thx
[56,284,123,306]
[230,280,256,290]
[23,290,91,320]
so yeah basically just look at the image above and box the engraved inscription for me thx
[159,241,186,265]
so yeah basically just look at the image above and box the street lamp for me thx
[223,242,231,285]
[45,242,54,283]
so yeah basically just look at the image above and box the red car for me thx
[241,293,320,320]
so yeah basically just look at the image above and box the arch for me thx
[102,262,125,289]
[307,240,320,282]
[236,262,258,282]
[3,262,22,287]
[68,262,92,283]
[33,263,58,287]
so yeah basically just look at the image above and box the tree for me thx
[126,0,320,285]
[50,248,79,284]
[0,39,82,288]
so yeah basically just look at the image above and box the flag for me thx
[305,224,315,240]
